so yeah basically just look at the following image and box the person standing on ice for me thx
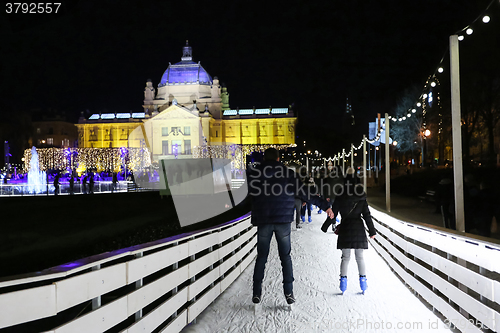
[300,173,317,223]
[247,148,333,305]
[323,171,376,294]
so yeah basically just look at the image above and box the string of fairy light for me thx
[307,0,499,168]
[387,0,497,136]
[193,143,297,169]
[21,144,297,174]
[22,147,151,174]
[282,132,381,169]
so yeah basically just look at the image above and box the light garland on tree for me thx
[23,147,151,174]
[192,143,296,169]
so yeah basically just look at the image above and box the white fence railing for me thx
[0,213,256,333]
[369,206,500,333]
[0,181,129,196]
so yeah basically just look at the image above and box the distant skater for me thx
[69,175,75,195]
[112,172,118,193]
[82,175,87,194]
[89,172,95,194]
[53,173,60,195]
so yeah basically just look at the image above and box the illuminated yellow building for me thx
[76,41,297,162]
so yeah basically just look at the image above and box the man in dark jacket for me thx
[248,148,333,305]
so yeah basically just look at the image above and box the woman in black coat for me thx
[324,173,376,294]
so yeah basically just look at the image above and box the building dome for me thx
[159,41,213,86]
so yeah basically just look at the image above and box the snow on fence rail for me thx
[0,213,256,333]
[369,206,500,333]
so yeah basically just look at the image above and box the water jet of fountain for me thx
[27,147,47,193]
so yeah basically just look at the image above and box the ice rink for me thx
[181,209,453,333]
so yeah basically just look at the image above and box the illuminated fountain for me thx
[27,147,47,193]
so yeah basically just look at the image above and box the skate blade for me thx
[254,303,262,315]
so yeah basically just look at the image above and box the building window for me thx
[120,129,127,140]
[184,126,191,135]
[162,127,169,136]
[47,138,54,145]
[184,140,191,154]
[215,130,218,138]
[105,129,111,141]
[36,128,41,134]
[162,140,169,155]
[48,128,53,135]
[277,125,284,136]
[62,139,70,147]
[89,130,98,141]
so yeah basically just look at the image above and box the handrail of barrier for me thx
[0,212,256,333]
[368,206,500,333]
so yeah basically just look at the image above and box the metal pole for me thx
[342,149,345,174]
[350,144,354,171]
[134,252,143,320]
[385,113,391,212]
[363,135,367,194]
[450,35,465,232]
[368,142,371,169]
[92,264,101,310]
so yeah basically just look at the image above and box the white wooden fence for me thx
[369,206,500,333]
[0,213,256,333]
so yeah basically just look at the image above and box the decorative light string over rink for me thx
[388,0,498,127]
[318,126,384,164]
[192,143,297,169]
[22,147,151,174]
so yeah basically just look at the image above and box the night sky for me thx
[0,0,498,154]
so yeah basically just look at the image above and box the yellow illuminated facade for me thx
[76,42,297,161]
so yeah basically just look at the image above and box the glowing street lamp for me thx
[423,129,431,167]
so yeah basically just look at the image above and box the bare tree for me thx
[390,87,423,155]
[478,75,500,164]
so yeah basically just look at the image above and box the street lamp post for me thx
[424,129,431,167]
[350,144,354,171]
[363,135,367,193]
[450,34,465,232]
[385,113,390,212]
[342,149,345,174]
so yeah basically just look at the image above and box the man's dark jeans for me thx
[253,223,294,296]
[300,202,312,217]
[294,198,302,226]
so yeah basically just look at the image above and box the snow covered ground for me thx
[181,208,453,333]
